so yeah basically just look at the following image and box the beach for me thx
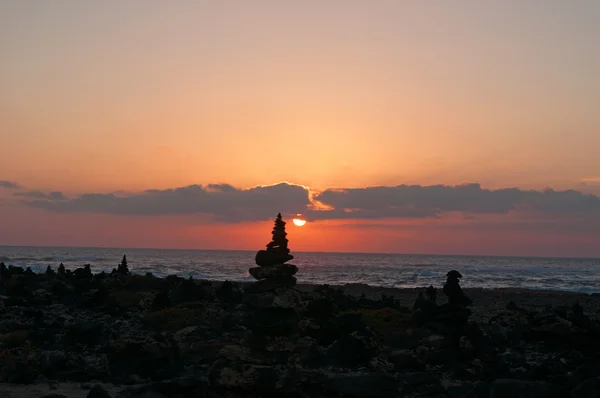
[1,265,600,398]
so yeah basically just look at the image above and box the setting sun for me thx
[293,218,307,227]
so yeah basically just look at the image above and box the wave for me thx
[1,256,111,263]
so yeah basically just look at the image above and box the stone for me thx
[208,360,292,392]
[255,250,293,267]
[244,288,302,309]
[86,384,112,398]
[244,276,297,294]
[249,263,298,280]
[442,270,472,308]
[117,255,129,275]
[255,213,294,266]
[325,330,379,366]
[244,308,299,336]
[489,379,554,398]
[319,372,398,398]
[571,377,600,398]
[426,285,437,303]
[118,377,206,398]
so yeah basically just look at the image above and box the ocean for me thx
[1,246,599,293]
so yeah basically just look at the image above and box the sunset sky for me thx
[1,1,600,257]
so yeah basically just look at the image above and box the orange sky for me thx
[1,2,600,256]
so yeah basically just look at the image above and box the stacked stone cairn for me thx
[243,213,302,336]
[248,213,298,292]
[412,270,474,346]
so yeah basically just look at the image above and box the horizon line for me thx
[1,243,599,261]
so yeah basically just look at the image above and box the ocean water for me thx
[1,246,599,293]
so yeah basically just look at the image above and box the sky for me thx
[1,1,600,257]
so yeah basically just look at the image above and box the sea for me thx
[1,246,599,294]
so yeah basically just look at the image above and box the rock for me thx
[40,395,67,398]
[244,308,299,336]
[65,321,105,346]
[244,277,297,294]
[173,326,198,342]
[208,360,292,392]
[325,330,379,367]
[319,372,398,398]
[255,250,294,267]
[118,377,206,398]
[443,270,472,307]
[106,334,182,381]
[571,377,600,398]
[215,280,242,303]
[87,384,111,398]
[421,334,445,349]
[254,213,294,267]
[489,379,554,398]
[244,288,302,309]
[219,345,270,364]
[249,263,298,280]
[306,297,335,318]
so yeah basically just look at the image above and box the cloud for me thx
[22,182,311,222]
[13,191,66,200]
[18,181,600,223]
[311,183,600,220]
[0,180,20,189]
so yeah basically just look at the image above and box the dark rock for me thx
[426,285,437,303]
[65,321,105,346]
[215,280,242,303]
[255,250,294,267]
[443,270,472,308]
[87,384,112,398]
[208,359,292,392]
[249,263,298,280]
[325,329,379,367]
[40,395,68,398]
[255,213,294,266]
[244,308,299,336]
[571,377,600,398]
[106,335,182,381]
[306,297,335,318]
[489,379,554,398]
[319,372,398,398]
[244,288,302,309]
[118,377,206,398]
[117,255,129,275]
[244,276,297,294]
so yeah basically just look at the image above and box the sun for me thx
[292,218,307,227]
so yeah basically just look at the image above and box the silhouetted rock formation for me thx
[426,284,437,303]
[248,213,298,291]
[116,255,129,275]
[58,263,66,276]
[255,213,294,266]
[443,270,472,308]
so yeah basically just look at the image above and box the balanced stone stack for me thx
[247,213,298,292]
[243,213,302,335]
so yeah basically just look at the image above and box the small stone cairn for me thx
[442,270,472,308]
[243,213,302,335]
[247,213,298,292]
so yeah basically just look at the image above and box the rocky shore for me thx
[2,260,600,398]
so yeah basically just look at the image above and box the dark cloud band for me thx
[15,181,600,223]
